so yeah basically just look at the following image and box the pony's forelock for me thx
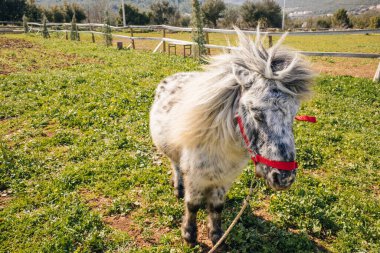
[209,27,315,100]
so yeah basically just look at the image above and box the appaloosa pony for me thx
[150,28,314,246]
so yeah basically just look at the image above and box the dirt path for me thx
[311,57,379,79]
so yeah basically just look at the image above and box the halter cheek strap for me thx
[236,114,316,171]
[295,115,317,123]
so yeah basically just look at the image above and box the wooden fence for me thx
[2,21,380,81]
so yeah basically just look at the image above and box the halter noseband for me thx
[236,114,316,171]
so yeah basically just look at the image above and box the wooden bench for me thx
[167,41,192,57]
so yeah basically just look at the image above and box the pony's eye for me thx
[253,111,265,122]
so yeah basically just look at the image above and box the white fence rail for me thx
[26,22,380,36]
[2,21,380,80]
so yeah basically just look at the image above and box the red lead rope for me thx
[236,114,316,171]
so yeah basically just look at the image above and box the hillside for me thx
[228,0,380,14]
[35,0,192,13]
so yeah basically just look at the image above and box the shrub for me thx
[369,16,380,28]
[316,18,332,29]
[333,8,351,28]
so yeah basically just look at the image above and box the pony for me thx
[149,28,314,247]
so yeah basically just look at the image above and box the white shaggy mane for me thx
[170,28,314,150]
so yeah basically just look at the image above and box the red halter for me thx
[236,114,316,171]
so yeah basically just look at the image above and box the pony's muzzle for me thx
[271,169,296,190]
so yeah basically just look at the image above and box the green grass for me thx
[0,34,379,253]
[110,30,380,53]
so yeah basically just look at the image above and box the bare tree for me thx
[84,0,109,23]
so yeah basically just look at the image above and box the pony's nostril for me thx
[273,171,295,187]
[273,172,281,185]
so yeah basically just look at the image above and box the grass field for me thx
[86,30,380,79]
[0,34,379,253]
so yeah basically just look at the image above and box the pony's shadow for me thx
[198,198,330,253]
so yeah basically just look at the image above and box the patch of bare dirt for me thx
[0,37,34,49]
[311,58,378,79]
[103,215,171,247]
[41,120,59,138]
[0,63,16,75]
[79,189,113,214]
[80,189,172,248]
[0,190,13,210]
[253,198,272,221]
[0,37,103,75]
[371,185,380,199]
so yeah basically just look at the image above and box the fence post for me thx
[373,61,380,82]
[91,32,95,43]
[117,41,123,50]
[268,35,273,48]
[162,28,166,53]
[130,27,135,49]
[65,31,68,40]
[205,32,210,55]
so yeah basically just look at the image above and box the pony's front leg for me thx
[170,160,184,199]
[207,187,226,245]
[181,182,203,246]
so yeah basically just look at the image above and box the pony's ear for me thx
[233,64,253,88]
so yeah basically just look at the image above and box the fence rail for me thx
[42,25,380,59]
[2,22,380,81]
[24,22,380,36]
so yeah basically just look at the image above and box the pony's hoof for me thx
[181,224,197,246]
[184,240,197,248]
[209,229,224,246]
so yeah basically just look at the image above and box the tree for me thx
[70,13,79,41]
[62,2,86,23]
[221,6,240,28]
[333,8,350,28]
[191,0,206,59]
[150,0,175,24]
[169,9,182,26]
[0,0,27,21]
[50,5,66,23]
[25,0,43,22]
[179,15,191,27]
[241,0,282,28]
[201,0,226,28]
[41,14,49,38]
[23,14,29,33]
[119,4,150,25]
[103,11,112,47]
[241,1,257,27]
[83,1,108,23]
[257,0,282,28]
